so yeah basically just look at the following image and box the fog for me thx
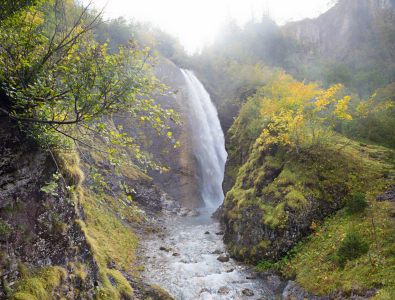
[89,0,335,53]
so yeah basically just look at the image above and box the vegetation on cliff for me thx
[217,63,395,297]
[0,0,181,299]
[190,1,395,148]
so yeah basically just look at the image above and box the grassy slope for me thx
[280,201,395,299]
[224,84,395,296]
[252,139,395,298]
[10,125,148,299]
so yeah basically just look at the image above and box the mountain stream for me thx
[139,70,283,299]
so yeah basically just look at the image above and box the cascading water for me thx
[139,69,281,299]
[180,69,227,208]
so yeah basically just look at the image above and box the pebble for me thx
[242,288,254,296]
[218,286,229,294]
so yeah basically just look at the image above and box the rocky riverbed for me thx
[137,208,285,300]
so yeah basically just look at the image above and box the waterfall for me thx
[180,69,227,208]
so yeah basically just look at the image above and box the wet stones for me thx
[242,288,254,296]
[216,255,229,262]
[215,231,224,235]
[212,249,223,254]
[204,231,210,234]
[159,247,172,252]
[221,267,234,273]
[246,273,257,279]
[217,286,229,294]
[172,253,180,256]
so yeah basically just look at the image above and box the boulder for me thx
[218,286,229,294]
[242,288,254,296]
[217,255,229,262]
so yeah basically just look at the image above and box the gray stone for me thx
[217,255,229,262]
[218,286,229,294]
[246,273,257,279]
[242,288,254,296]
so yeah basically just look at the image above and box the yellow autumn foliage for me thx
[256,73,355,150]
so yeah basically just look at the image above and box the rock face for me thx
[217,106,380,263]
[0,117,184,299]
[284,0,395,60]
[113,59,203,208]
[377,183,395,202]
[0,119,99,299]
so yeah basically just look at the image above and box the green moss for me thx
[258,240,270,249]
[11,266,67,300]
[284,189,307,209]
[106,269,133,299]
[17,263,30,278]
[280,202,395,297]
[95,270,120,300]
[78,189,139,271]
[260,202,288,227]
[69,262,86,282]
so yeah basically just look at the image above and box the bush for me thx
[346,193,369,215]
[256,259,274,271]
[336,231,370,266]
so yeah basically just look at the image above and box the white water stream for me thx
[139,70,281,299]
[140,209,280,300]
[180,69,227,208]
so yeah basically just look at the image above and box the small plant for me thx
[256,259,274,271]
[336,231,370,266]
[346,193,369,215]
[3,206,13,215]
[0,222,12,235]
[17,225,26,231]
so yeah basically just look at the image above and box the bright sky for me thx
[90,0,336,54]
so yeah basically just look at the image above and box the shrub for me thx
[336,231,370,266]
[346,193,369,215]
[256,259,274,271]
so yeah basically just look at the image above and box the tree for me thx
[0,0,38,21]
[0,0,180,199]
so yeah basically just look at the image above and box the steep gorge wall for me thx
[284,0,395,61]
[113,59,202,208]
[0,57,204,298]
[0,118,100,299]
[217,111,391,264]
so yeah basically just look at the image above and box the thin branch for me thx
[50,125,107,155]
[0,108,80,125]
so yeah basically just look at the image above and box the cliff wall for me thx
[284,0,395,61]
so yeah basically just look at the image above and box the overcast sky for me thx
[89,0,336,54]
